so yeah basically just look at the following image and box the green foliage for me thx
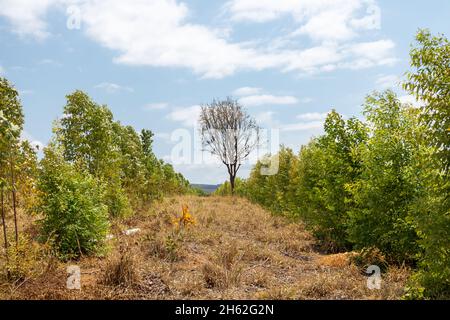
[403,29,450,299]
[245,146,297,214]
[0,77,25,192]
[241,83,448,296]
[404,29,450,171]
[104,183,133,219]
[36,146,110,259]
[0,77,24,149]
[291,112,368,251]
[347,91,423,262]
[214,177,247,196]
[58,90,118,177]
[16,141,39,213]
[55,90,190,217]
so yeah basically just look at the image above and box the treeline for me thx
[1,85,192,262]
[218,30,449,299]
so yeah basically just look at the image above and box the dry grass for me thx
[101,250,140,288]
[0,195,410,300]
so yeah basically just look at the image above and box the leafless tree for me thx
[199,97,259,194]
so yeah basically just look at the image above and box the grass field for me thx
[0,196,410,300]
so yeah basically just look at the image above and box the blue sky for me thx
[0,0,449,184]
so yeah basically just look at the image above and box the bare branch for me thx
[199,97,259,193]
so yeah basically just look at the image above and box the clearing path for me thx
[4,196,409,299]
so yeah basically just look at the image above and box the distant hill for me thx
[190,184,221,194]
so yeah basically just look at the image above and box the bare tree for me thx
[199,98,259,194]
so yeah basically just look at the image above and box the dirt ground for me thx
[0,195,410,300]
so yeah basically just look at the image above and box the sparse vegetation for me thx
[0,196,411,299]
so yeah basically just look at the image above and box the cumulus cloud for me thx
[239,94,298,107]
[255,111,277,126]
[225,0,381,41]
[281,121,324,132]
[0,0,58,40]
[398,94,425,107]
[94,82,133,93]
[167,105,201,127]
[296,112,328,121]
[280,111,333,132]
[0,0,396,78]
[375,74,400,89]
[232,87,262,96]
[233,87,313,107]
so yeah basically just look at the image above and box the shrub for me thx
[104,183,132,218]
[36,147,110,260]
[347,92,423,263]
[3,234,41,281]
[291,112,367,252]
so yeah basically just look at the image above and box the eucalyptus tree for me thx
[404,30,450,298]
[0,77,24,249]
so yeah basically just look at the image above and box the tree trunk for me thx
[229,174,235,195]
[1,186,10,278]
[10,150,18,246]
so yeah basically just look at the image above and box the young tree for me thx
[347,91,424,262]
[404,29,450,171]
[37,146,110,259]
[0,77,24,248]
[199,98,259,194]
[404,30,450,298]
[292,111,368,251]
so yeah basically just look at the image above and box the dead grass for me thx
[0,195,411,300]
[101,250,140,288]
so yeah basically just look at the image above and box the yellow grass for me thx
[0,196,410,300]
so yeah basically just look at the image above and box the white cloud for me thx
[225,0,381,42]
[21,131,45,151]
[94,82,133,93]
[375,74,400,89]
[281,121,324,132]
[398,94,425,107]
[280,111,332,132]
[143,102,169,111]
[299,97,314,104]
[0,65,5,75]
[234,87,313,108]
[345,40,397,67]
[167,105,201,127]
[239,94,298,107]
[0,0,396,78]
[296,112,328,121]
[232,87,262,96]
[255,111,276,126]
[0,0,58,40]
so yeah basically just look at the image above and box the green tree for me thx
[56,91,131,217]
[36,146,110,259]
[404,29,450,171]
[0,77,25,248]
[347,91,424,262]
[58,90,119,177]
[404,30,450,298]
[292,111,367,251]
